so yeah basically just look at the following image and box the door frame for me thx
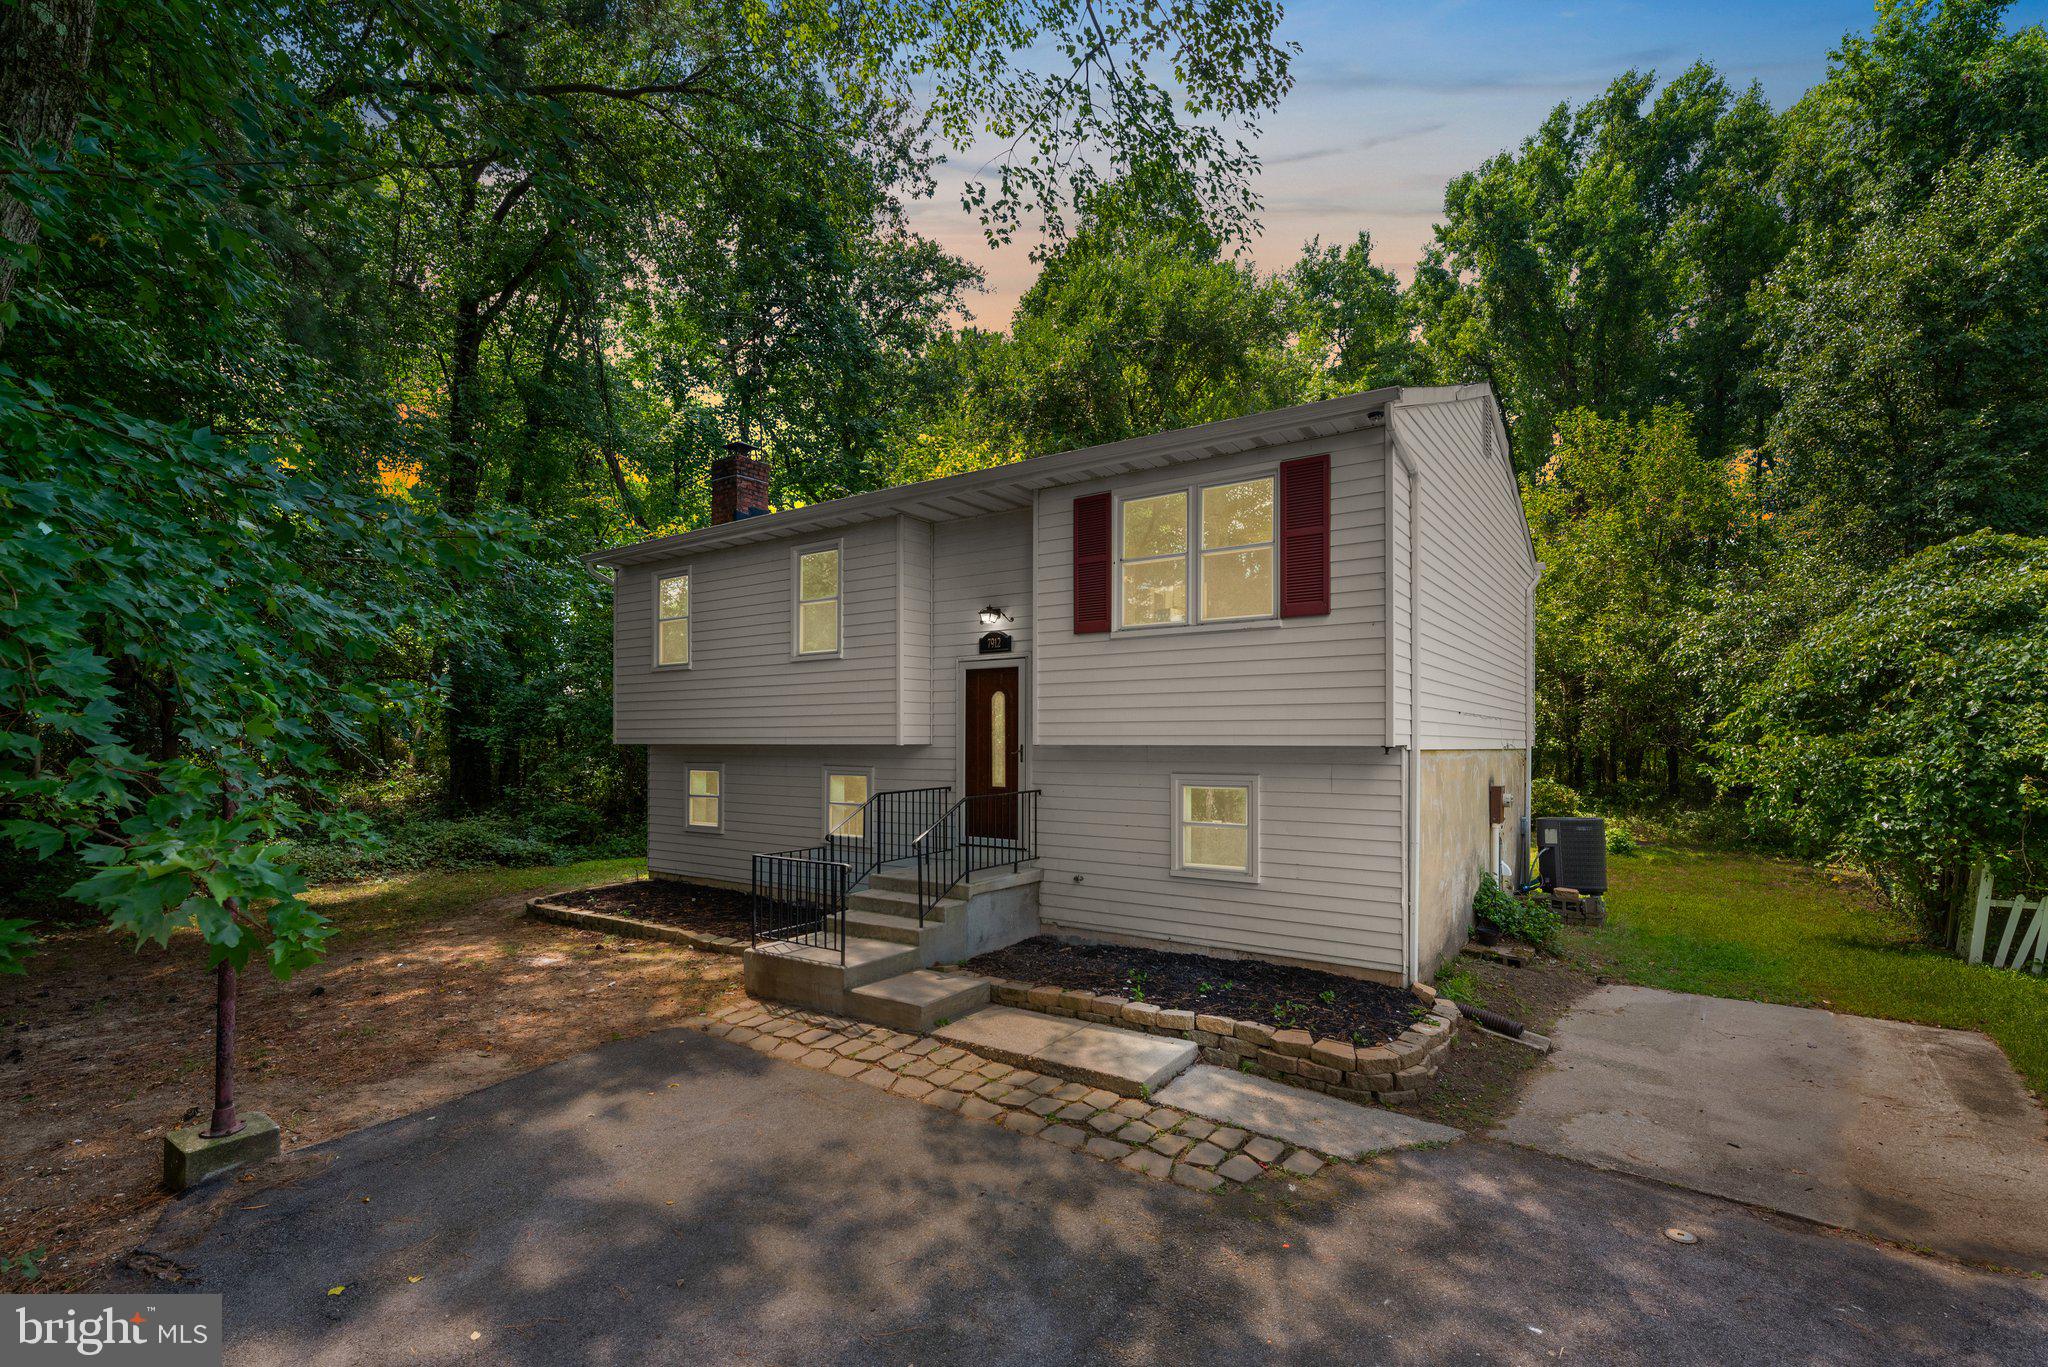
[954,654,1028,802]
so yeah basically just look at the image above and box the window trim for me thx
[1197,477,1279,624]
[653,568,692,669]
[790,539,845,660]
[1170,772,1260,883]
[1114,488,1191,632]
[684,763,725,834]
[821,765,876,840]
[1113,470,1279,633]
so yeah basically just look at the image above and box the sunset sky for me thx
[906,0,2048,327]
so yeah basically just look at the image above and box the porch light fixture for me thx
[978,606,1012,626]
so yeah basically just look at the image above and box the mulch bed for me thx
[544,879,754,941]
[964,936,1423,1045]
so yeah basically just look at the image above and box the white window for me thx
[655,572,690,666]
[794,544,842,656]
[1119,490,1188,627]
[1172,775,1257,880]
[686,766,722,831]
[824,769,872,838]
[1199,478,1276,621]
[1116,476,1276,629]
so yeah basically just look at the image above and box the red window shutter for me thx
[1278,454,1332,618]
[1072,491,1112,633]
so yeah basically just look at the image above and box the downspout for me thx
[1523,563,1543,886]
[1399,444,1424,987]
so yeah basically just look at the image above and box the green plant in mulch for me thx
[1473,872,1561,950]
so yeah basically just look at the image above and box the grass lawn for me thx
[1573,847,2048,1098]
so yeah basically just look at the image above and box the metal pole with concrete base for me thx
[205,959,242,1138]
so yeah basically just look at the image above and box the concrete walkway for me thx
[934,1005,1197,1096]
[113,1028,2047,1365]
[1156,1065,1460,1159]
[1499,986,2048,1272]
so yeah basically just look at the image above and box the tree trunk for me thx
[0,0,96,333]
[443,297,494,811]
[204,959,242,1138]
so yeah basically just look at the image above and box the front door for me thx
[964,666,1021,840]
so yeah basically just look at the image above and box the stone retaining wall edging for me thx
[966,974,1463,1106]
[526,886,749,957]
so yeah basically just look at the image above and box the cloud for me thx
[1293,45,1688,96]
[1260,121,1451,167]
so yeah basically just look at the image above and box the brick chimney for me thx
[709,439,771,524]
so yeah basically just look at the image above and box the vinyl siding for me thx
[649,747,951,884]
[1031,432,1389,747]
[1032,747,1406,975]
[897,517,934,744]
[613,516,914,746]
[929,511,1034,781]
[1388,455,1413,747]
[1393,397,1535,748]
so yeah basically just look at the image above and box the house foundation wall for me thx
[1416,746,1528,977]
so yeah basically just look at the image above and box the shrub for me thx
[1606,825,1639,855]
[1530,776,1582,817]
[1472,872,1561,949]
[1718,532,2048,938]
[279,815,579,884]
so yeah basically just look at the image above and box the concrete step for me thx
[933,1006,1197,1098]
[846,887,961,921]
[843,908,933,946]
[865,866,1040,898]
[743,934,920,1013]
[845,970,991,1032]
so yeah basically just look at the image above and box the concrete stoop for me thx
[742,862,1041,1020]
[934,1007,1198,1098]
[845,969,990,1031]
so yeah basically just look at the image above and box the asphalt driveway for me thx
[110,1027,2047,1365]
[1498,986,2048,1274]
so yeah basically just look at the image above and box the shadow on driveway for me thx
[116,1028,2048,1365]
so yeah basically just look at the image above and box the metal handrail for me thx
[913,790,1041,924]
[750,850,850,963]
[749,787,952,960]
[820,785,952,890]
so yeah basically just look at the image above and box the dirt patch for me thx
[543,879,753,941]
[0,869,742,1291]
[1403,952,1596,1131]
[964,936,1423,1046]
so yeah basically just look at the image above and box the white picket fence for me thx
[1964,866,2048,971]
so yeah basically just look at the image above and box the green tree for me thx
[1283,232,1424,392]
[1718,533,2048,936]
[1412,64,1786,471]
[1525,408,1756,794]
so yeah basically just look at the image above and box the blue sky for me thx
[909,0,2048,325]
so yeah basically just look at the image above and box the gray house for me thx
[592,386,1537,1022]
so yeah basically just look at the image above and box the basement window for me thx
[1172,775,1258,881]
[687,766,723,831]
[824,769,872,839]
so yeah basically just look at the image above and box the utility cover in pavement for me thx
[1154,1065,1463,1158]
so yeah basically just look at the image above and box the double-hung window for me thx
[1173,776,1257,880]
[1199,478,1275,621]
[686,766,723,831]
[1116,476,1276,629]
[824,769,871,838]
[1120,491,1189,627]
[656,572,690,666]
[795,545,842,656]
